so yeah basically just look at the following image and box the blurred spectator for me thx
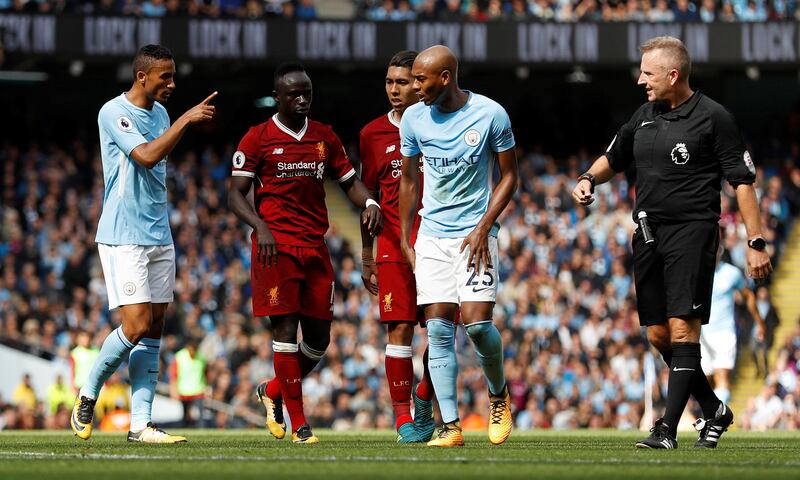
[752,286,780,379]
[70,329,100,391]
[649,0,676,20]
[169,337,208,427]
[296,0,318,18]
[12,374,37,411]
[699,0,716,20]
[46,374,73,415]
[672,0,699,20]
[141,0,169,16]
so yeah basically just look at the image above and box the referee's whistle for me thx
[638,211,655,245]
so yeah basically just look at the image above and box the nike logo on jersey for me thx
[673,367,695,372]
[641,120,654,127]
[385,144,396,154]
[693,303,703,310]
[472,287,491,293]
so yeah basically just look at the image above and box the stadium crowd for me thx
[1,0,798,22]
[0,136,798,432]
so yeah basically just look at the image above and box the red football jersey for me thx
[232,115,356,247]
[360,112,423,263]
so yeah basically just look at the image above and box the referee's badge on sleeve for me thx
[117,116,133,131]
[232,151,246,168]
[743,151,755,174]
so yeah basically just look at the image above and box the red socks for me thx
[266,341,325,401]
[273,344,306,431]
[386,345,414,429]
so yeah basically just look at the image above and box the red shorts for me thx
[251,244,334,320]
[377,262,424,324]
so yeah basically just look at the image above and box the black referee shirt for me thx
[605,91,756,224]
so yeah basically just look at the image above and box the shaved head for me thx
[411,45,464,107]
[414,45,459,80]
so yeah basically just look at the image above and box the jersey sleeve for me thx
[326,128,356,183]
[98,103,147,157]
[713,108,755,186]
[359,128,378,193]
[605,114,638,172]
[231,127,260,178]
[399,111,420,157]
[489,104,516,153]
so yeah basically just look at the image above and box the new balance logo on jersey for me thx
[272,148,284,154]
[385,144,396,154]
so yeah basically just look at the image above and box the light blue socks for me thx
[426,318,459,424]
[129,337,161,432]
[465,320,506,396]
[79,327,135,400]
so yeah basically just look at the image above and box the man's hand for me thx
[362,204,383,237]
[746,247,772,282]
[182,91,218,124]
[460,226,491,275]
[361,258,378,296]
[255,221,277,267]
[572,178,594,206]
[401,242,415,272]
[755,323,766,343]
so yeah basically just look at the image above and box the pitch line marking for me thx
[1,451,799,467]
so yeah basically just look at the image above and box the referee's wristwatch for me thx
[747,237,767,251]
[578,172,595,193]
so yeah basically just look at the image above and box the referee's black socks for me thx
[663,343,702,437]
[661,347,722,421]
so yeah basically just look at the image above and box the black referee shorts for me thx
[632,220,719,326]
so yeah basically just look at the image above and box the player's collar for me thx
[387,111,401,128]
[272,114,308,141]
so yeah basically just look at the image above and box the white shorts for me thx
[700,329,737,375]
[414,234,499,305]
[97,244,176,310]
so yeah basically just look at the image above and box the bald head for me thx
[414,45,459,78]
[411,45,462,106]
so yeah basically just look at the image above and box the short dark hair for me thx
[273,62,306,90]
[389,50,418,70]
[132,44,173,79]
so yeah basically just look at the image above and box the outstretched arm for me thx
[131,91,218,169]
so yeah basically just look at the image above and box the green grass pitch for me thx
[1,429,799,479]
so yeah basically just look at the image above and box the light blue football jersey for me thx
[400,92,515,238]
[95,93,172,246]
[706,261,747,334]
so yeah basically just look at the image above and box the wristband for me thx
[578,173,595,194]
[365,198,380,209]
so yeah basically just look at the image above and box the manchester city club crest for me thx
[464,129,481,147]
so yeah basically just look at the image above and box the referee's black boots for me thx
[636,418,678,449]
[693,403,734,449]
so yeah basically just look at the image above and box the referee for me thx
[572,36,772,449]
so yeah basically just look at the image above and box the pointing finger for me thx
[202,91,219,105]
